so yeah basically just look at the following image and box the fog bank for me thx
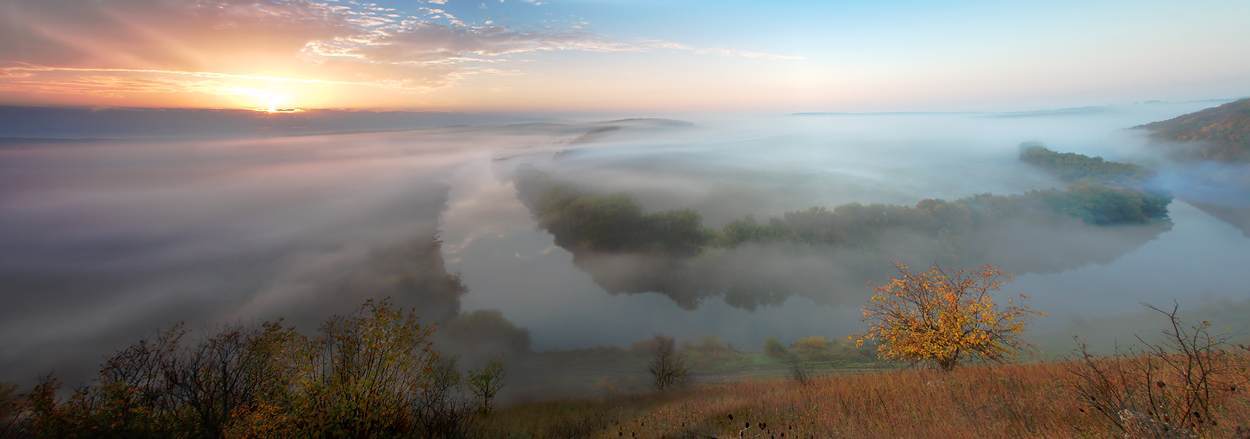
[2,102,1248,386]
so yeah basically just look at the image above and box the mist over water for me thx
[2,101,1248,384]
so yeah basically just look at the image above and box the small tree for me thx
[466,357,506,415]
[646,334,689,391]
[856,262,1045,371]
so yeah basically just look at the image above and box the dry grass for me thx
[472,360,1250,439]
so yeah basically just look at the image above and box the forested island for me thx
[513,146,1173,309]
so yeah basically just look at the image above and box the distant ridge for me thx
[597,117,693,126]
[789,111,984,116]
[0,136,113,146]
[0,106,536,139]
[789,107,1113,118]
[1136,97,1250,162]
[989,106,1114,118]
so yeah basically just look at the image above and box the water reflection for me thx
[1,103,1248,384]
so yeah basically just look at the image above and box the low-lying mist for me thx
[2,101,1248,389]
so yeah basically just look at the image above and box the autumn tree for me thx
[293,298,439,437]
[856,262,1045,371]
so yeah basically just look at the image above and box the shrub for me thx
[794,336,830,352]
[1068,302,1248,437]
[696,334,727,351]
[763,336,788,358]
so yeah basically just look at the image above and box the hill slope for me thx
[1137,98,1250,162]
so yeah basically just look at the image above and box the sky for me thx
[1,0,1249,113]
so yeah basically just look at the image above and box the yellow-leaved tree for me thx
[856,262,1046,371]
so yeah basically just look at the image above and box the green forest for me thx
[1138,97,1250,162]
[518,145,1172,260]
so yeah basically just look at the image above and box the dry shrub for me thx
[763,336,788,358]
[1067,302,1250,437]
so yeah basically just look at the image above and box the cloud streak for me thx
[0,0,799,105]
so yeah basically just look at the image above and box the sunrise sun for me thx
[252,92,302,113]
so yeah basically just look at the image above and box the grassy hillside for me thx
[479,304,1250,438]
[475,360,1250,438]
[1138,98,1250,162]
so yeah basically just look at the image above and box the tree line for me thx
[516,145,1173,261]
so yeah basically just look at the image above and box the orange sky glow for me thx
[1,0,1248,113]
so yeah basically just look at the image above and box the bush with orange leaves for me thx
[856,262,1046,371]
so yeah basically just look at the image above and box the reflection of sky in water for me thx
[1014,200,1250,330]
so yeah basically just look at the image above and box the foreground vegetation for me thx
[475,354,1250,439]
[2,299,1247,438]
[0,299,503,438]
[475,300,1250,439]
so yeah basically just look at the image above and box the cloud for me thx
[310,23,642,65]
[0,0,802,103]
[0,64,457,102]
[694,47,805,61]
[0,0,356,71]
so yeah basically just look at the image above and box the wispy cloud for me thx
[695,47,805,61]
[0,65,413,98]
[0,0,801,104]
[305,23,642,65]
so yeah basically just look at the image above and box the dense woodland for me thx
[1138,97,1250,162]
[521,146,1170,261]
[505,146,1176,312]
